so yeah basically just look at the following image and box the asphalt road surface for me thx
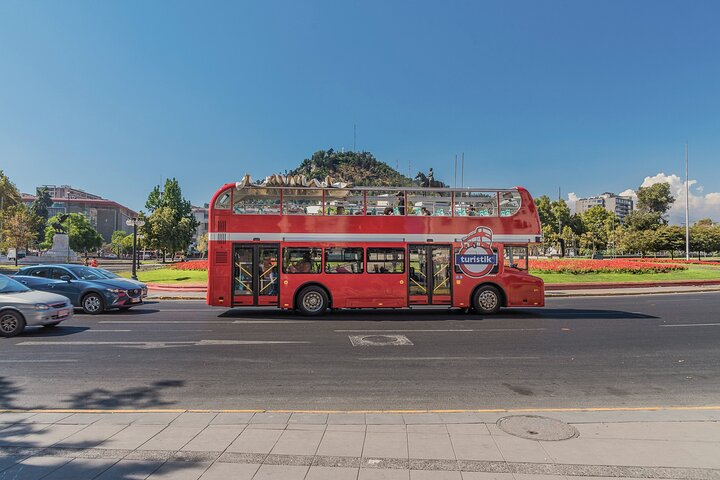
[2,293,720,411]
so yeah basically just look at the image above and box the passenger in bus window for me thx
[383,206,394,215]
[396,192,405,215]
[467,205,477,216]
[336,206,346,215]
[420,207,431,216]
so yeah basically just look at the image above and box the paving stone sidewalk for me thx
[1,410,719,480]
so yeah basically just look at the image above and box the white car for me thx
[0,274,73,337]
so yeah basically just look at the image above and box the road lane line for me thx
[659,323,720,327]
[336,329,474,332]
[0,360,79,363]
[100,321,225,324]
[16,340,311,349]
[98,320,313,324]
[335,328,546,332]
[82,329,132,332]
[358,356,541,361]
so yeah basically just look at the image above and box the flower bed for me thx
[531,259,687,274]
[171,260,208,271]
[627,258,720,266]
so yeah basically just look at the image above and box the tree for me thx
[623,210,663,231]
[653,225,685,258]
[0,170,21,212]
[42,213,103,254]
[636,182,675,222]
[1,205,39,266]
[30,187,53,238]
[110,230,129,256]
[196,232,208,258]
[580,205,614,254]
[142,179,198,261]
[534,195,555,230]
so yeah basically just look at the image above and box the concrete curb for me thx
[546,279,720,290]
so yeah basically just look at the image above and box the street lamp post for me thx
[125,217,146,280]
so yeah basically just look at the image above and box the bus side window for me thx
[367,248,405,274]
[325,247,364,274]
[503,246,528,270]
[283,248,322,274]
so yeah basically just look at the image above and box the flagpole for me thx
[685,142,690,261]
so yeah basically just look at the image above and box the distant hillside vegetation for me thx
[288,149,447,188]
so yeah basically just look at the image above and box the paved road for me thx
[2,293,720,410]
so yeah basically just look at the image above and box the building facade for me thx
[192,204,209,241]
[575,192,634,221]
[22,185,138,243]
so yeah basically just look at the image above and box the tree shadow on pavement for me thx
[494,308,658,319]
[67,380,185,409]
[0,377,200,479]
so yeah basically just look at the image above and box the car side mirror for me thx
[60,275,71,282]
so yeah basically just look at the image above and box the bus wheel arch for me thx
[470,283,506,315]
[294,283,332,316]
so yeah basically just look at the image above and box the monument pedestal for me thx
[43,233,78,263]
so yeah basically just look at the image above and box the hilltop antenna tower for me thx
[353,124,356,151]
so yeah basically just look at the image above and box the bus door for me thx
[408,245,452,305]
[232,244,279,306]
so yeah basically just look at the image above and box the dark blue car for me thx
[14,264,146,314]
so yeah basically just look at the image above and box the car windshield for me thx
[68,266,105,280]
[95,268,120,279]
[0,274,31,293]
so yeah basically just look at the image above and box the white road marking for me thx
[100,321,229,324]
[16,340,310,350]
[349,335,413,346]
[82,329,132,332]
[98,320,312,324]
[336,329,473,332]
[358,356,541,361]
[659,323,720,328]
[232,320,315,324]
[0,359,79,363]
[335,328,546,333]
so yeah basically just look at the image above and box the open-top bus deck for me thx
[207,182,544,315]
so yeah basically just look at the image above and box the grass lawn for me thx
[118,268,208,284]
[534,264,720,284]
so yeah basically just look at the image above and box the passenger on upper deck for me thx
[383,206,394,215]
[336,206,346,215]
[420,207,431,216]
[396,192,405,215]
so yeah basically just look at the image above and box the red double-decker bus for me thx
[207,182,544,315]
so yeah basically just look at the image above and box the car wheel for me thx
[82,293,105,315]
[42,322,61,328]
[296,286,329,316]
[0,311,26,338]
[472,285,502,315]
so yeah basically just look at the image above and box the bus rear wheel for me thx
[297,286,329,316]
[472,285,501,315]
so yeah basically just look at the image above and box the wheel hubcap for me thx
[85,296,101,312]
[302,292,323,312]
[0,314,18,333]
[478,291,498,311]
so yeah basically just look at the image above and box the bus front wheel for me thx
[297,286,329,316]
[472,285,501,315]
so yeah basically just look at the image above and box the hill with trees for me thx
[288,149,447,187]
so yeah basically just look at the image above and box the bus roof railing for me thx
[233,183,523,194]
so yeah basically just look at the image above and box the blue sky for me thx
[1,0,719,218]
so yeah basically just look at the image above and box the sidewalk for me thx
[1,409,719,479]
